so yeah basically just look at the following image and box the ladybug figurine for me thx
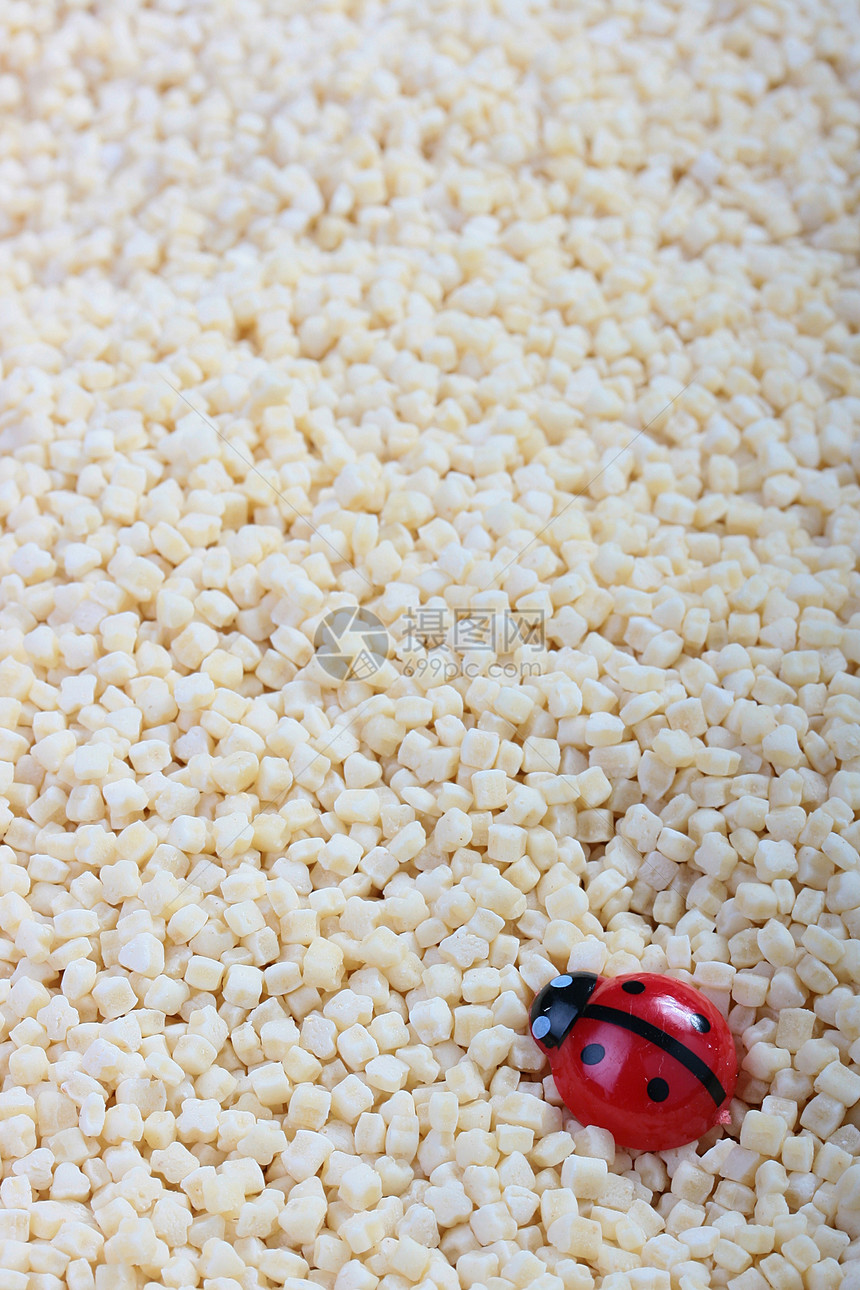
[530,971,737,1152]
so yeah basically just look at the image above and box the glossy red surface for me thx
[530,971,738,1151]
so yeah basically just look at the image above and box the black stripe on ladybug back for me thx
[581,1003,727,1106]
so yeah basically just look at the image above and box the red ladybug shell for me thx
[530,971,737,1152]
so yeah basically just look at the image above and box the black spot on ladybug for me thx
[581,1043,605,1065]
[532,1016,551,1041]
[622,981,645,994]
[647,1077,669,1102]
[692,1014,711,1033]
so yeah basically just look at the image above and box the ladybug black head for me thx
[530,972,599,1052]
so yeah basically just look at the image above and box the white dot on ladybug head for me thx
[550,975,572,989]
[532,1016,551,1040]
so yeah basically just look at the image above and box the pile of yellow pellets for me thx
[1,0,859,1287]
